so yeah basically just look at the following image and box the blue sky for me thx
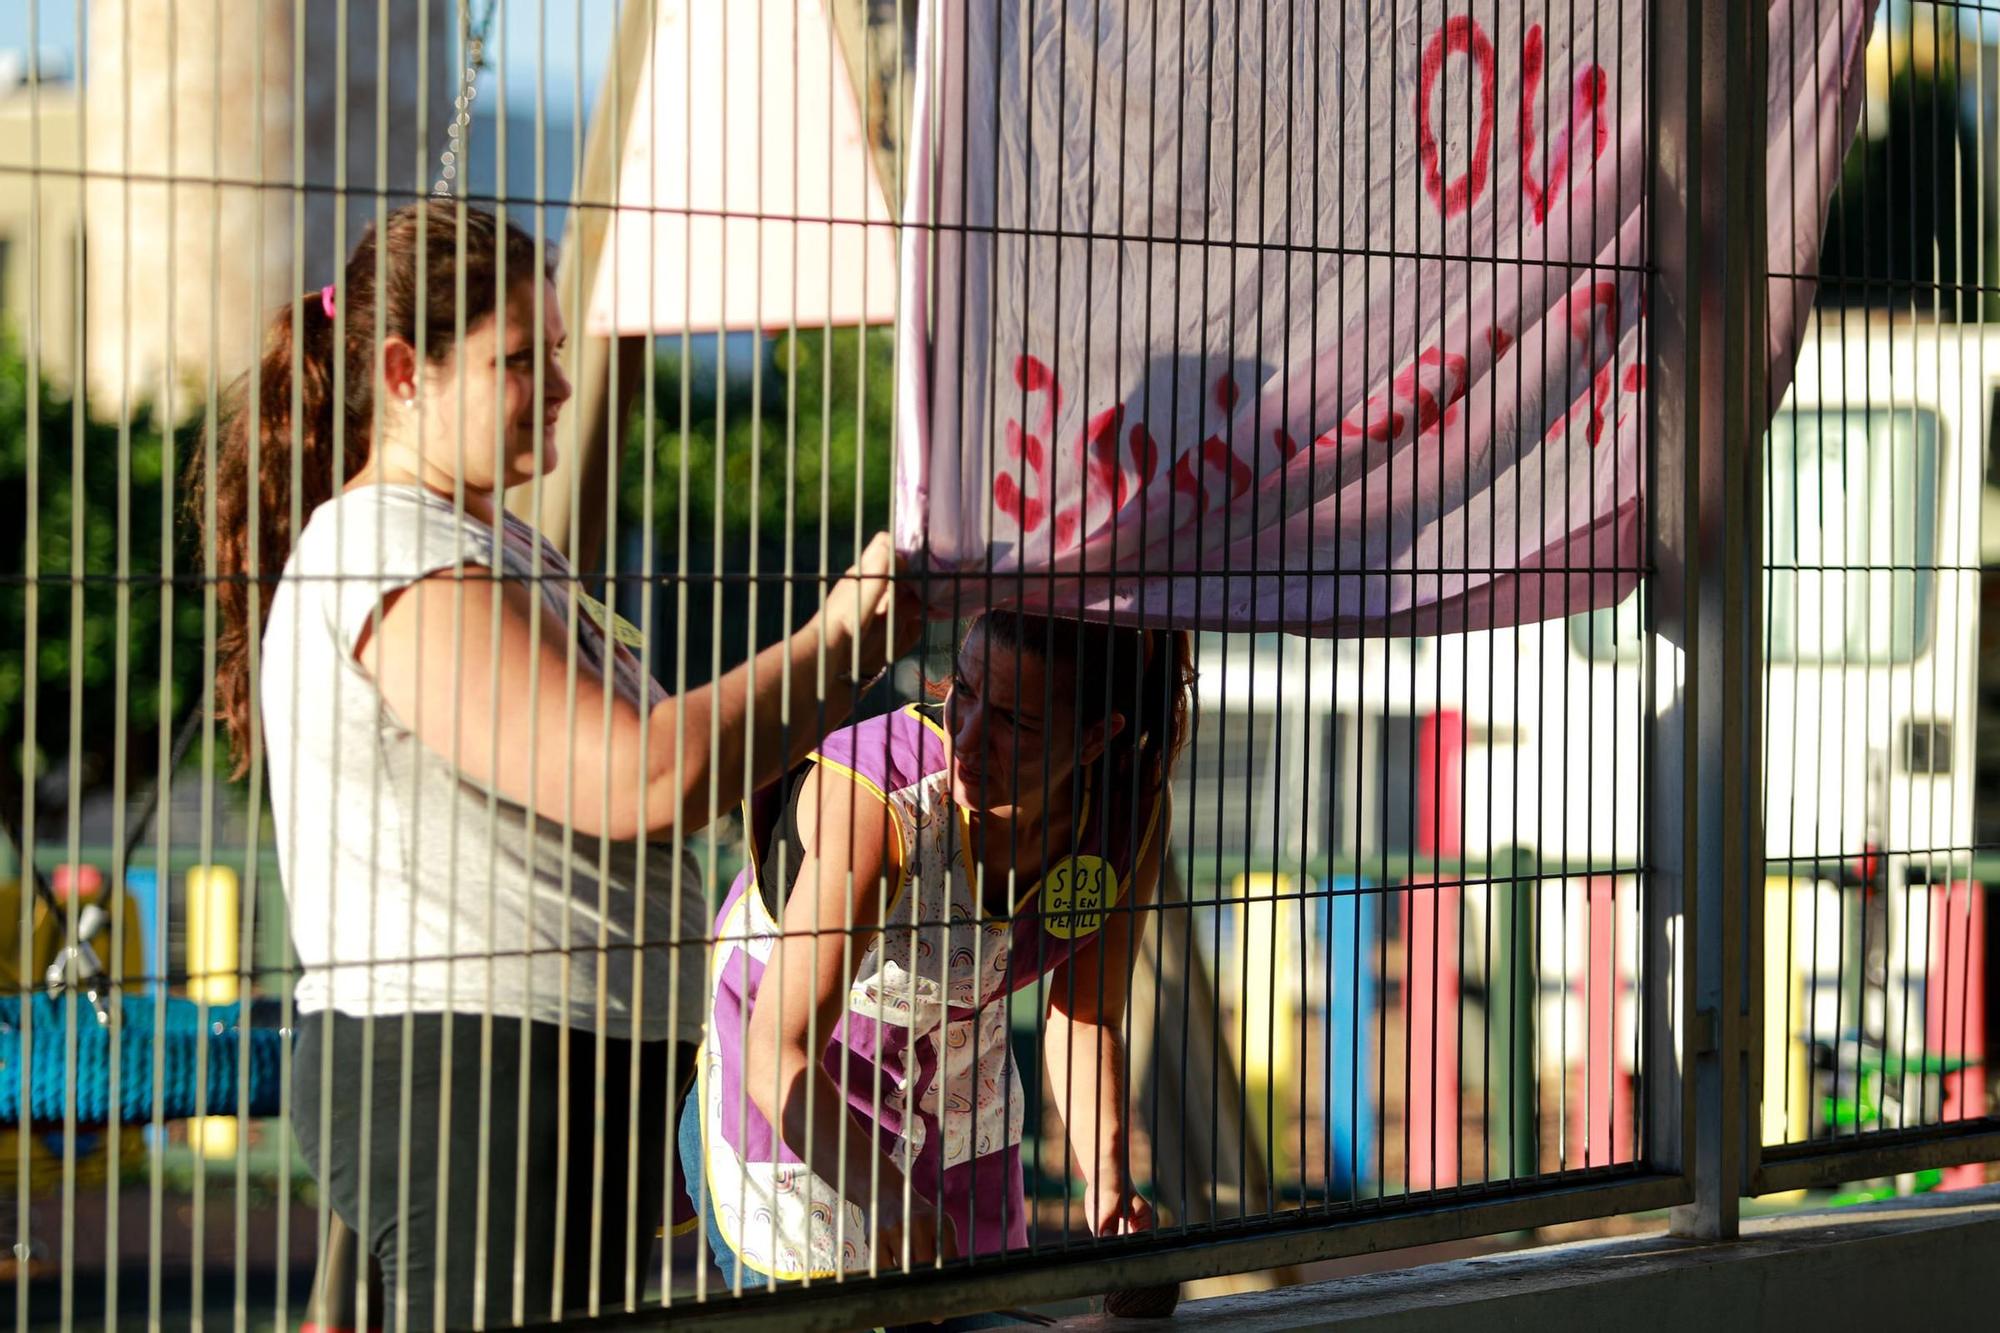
[0,0,614,114]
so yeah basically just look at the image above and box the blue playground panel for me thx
[123,867,169,1001]
[1318,876,1378,1196]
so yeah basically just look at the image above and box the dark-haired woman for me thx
[680,613,1193,1285]
[192,202,916,1328]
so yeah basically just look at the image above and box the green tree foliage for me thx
[616,326,896,687]
[0,333,209,807]
[623,326,895,546]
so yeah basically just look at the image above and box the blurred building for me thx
[0,53,84,393]
[0,2,451,416]
[78,0,451,417]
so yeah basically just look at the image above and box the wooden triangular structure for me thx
[585,0,899,336]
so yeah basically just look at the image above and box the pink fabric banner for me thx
[892,0,1873,634]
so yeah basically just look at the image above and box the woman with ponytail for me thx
[192,202,915,1327]
[681,611,1193,1290]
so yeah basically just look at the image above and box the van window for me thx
[1765,406,1939,664]
[1569,407,1941,664]
[1567,584,1647,663]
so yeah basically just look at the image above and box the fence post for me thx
[1649,0,1768,1241]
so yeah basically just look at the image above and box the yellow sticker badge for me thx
[1043,854,1118,940]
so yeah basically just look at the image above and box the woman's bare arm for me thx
[739,765,957,1264]
[1042,787,1170,1236]
[361,532,914,840]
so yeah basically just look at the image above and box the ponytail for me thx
[191,202,546,778]
[195,292,351,779]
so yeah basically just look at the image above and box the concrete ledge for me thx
[1056,1184,2000,1331]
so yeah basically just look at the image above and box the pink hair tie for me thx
[320,285,337,319]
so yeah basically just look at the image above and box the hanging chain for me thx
[434,0,502,196]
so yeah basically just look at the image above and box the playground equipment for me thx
[0,713,283,1140]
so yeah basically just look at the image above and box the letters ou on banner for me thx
[894,0,1873,636]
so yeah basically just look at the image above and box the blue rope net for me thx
[0,996,287,1125]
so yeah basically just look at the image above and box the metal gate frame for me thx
[1655,0,2000,1233]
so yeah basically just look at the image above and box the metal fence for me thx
[1750,0,2000,1195]
[0,1,1995,1330]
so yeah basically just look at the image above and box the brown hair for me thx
[952,611,1195,838]
[189,202,546,777]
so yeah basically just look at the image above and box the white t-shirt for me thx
[261,483,706,1042]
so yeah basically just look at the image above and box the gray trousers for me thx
[292,1011,694,1330]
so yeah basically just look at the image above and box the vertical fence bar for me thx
[59,1,87,1324]
[476,3,509,1319]
[16,4,38,1322]
[1643,0,1695,1205]
[237,6,270,1330]
[1649,0,1768,1242]
[107,2,139,1321]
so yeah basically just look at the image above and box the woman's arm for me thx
[739,765,960,1268]
[360,532,914,840]
[1042,788,1171,1238]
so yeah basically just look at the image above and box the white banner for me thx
[894,0,1873,634]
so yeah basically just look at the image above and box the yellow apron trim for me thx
[745,750,909,920]
[699,755,915,1282]
[804,753,911,900]
[698,893,849,1283]
[906,700,950,744]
